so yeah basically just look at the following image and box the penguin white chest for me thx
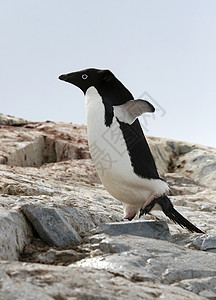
[85,87,158,203]
[85,86,129,176]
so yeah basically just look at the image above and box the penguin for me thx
[59,68,204,234]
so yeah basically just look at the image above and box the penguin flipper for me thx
[113,99,155,125]
[140,195,204,234]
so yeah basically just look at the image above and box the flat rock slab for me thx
[93,220,171,241]
[22,204,82,247]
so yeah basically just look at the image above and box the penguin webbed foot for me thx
[140,194,204,234]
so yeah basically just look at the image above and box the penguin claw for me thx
[139,208,145,218]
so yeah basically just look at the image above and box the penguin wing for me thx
[113,99,155,125]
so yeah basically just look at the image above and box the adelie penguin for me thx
[59,68,204,234]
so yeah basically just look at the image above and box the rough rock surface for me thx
[0,113,216,299]
[22,203,82,247]
[0,208,32,260]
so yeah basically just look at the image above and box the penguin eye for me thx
[82,74,88,80]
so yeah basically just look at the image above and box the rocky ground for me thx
[0,113,216,300]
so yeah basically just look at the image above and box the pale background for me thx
[1,0,216,147]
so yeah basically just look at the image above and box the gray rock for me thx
[199,289,216,300]
[77,234,216,288]
[93,220,171,241]
[178,143,194,155]
[0,261,207,300]
[173,276,216,299]
[189,235,216,253]
[22,204,82,247]
[166,140,194,156]
[0,208,33,260]
[60,205,102,235]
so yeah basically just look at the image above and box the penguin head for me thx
[59,68,113,94]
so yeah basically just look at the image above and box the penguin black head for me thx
[59,68,135,109]
[59,68,114,94]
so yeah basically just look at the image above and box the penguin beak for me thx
[58,71,85,93]
[58,74,67,81]
[59,72,80,87]
[58,73,72,82]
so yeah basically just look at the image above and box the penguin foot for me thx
[139,194,159,217]
[139,199,156,217]
[124,212,136,221]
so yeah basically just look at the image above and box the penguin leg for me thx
[125,210,158,221]
[139,193,160,216]
[139,194,204,234]
[139,198,157,217]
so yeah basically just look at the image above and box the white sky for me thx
[1,0,216,147]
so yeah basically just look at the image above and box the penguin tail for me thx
[140,194,204,234]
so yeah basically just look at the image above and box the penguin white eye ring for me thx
[82,74,88,80]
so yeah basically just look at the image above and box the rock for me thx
[0,261,207,300]
[0,208,33,260]
[174,145,216,188]
[19,238,88,265]
[166,140,194,156]
[164,173,205,196]
[77,233,216,298]
[188,234,216,253]
[59,205,104,235]
[55,139,90,161]
[0,114,216,299]
[173,276,216,299]
[34,248,87,264]
[147,137,171,176]
[0,113,31,126]
[93,220,171,241]
[22,204,82,247]
[0,121,90,167]
[200,203,214,212]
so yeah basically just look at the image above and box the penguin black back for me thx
[118,120,160,179]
